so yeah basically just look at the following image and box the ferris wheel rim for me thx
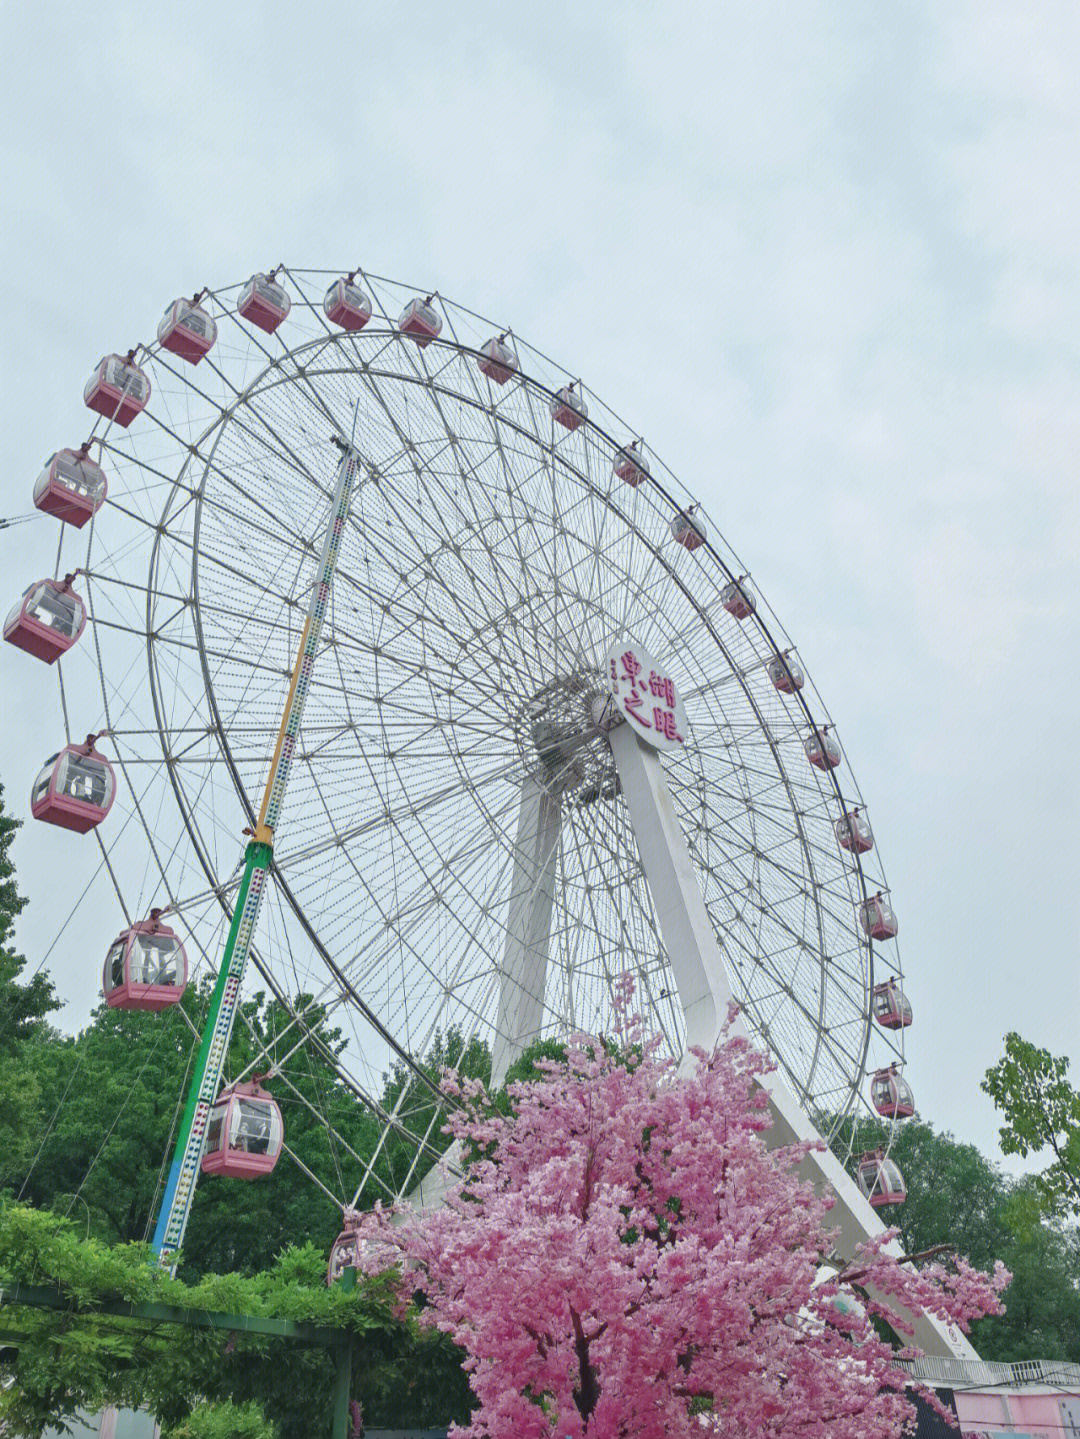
[43,265,908,1207]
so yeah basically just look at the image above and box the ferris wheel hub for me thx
[514,669,616,804]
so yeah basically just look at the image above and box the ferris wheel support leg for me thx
[491,776,562,1088]
[607,721,976,1360]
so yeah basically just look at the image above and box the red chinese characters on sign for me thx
[649,671,676,708]
[654,707,680,741]
[606,642,686,751]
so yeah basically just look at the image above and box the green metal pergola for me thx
[0,1282,354,1438]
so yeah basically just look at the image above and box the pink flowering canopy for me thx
[359,989,1008,1439]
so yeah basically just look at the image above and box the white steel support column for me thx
[608,719,975,1360]
[408,773,562,1211]
[491,774,562,1088]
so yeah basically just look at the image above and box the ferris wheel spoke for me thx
[351,480,536,703]
[235,751,529,901]
[682,780,851,901]
[141,397,328,553]
[373,455,540,694]
[373,780,525,938]
[557,807,637,1039]
[408,385,552,659]
[343,857,520,1053]
[288,762,525,987]
[438,322,559,665]
[243,367,350,476]
[234,997,445,1202]
[99,438,202,512]
[706,908,867,1094]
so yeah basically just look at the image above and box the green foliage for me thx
[0,773,479,1432]
[831,1117,1080,1361]
[0,945,57,1054]
[0,782,59,1179]
[983,1032,1080,1220]
[162,1399,278,1439]
[375,1026,492,1189]
[3,986,490,1280]
[0,1198,463,1439]
[986,1184,1080,1360]
[0,779,28,963]
[0,781,58,1053]
[5,993,206,1247]
[502,1037,570,1088]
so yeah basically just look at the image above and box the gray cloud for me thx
[1,0,1076,1169]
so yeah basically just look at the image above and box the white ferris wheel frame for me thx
[30,265,961,1351]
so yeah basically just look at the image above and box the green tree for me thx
[8,986,392,1276]
[8,972,493,1278]
[163,1400,278,1439]
[830,1116,1080,1361]
[0,779,58,1179]
[986,1184,1080,1361]
[983,1032,1080,1221]
[372,1025,492,1189]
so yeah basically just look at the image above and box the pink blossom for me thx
[360,998,1009,1438]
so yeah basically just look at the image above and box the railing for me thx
[897,1355,1080,1390]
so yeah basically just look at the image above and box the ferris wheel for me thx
[5,265,930,1311]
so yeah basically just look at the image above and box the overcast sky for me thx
[1,2,1077,1172]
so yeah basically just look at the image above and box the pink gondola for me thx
[856,1150,906,1209]
[238,271,291,333]
[157,295,217,364]
[83,352,150,427]
[478,333,519,385]
[871,979,912,1030]
[327,1211,398,1286]
[804,726,841,770]
[324,276,373,332]
[30,735,116,834]
[721,576,756,619]
[835,808,873,854]
[870,1065,915,1119]
[201,1078,283,1179]
[671,506,706,551]
[3,576,86,663]
[767,651,804,694]
[33,446,107,528]
[859,892,898,940]
[550,383,587,431]
[397,295,442,348]
[613,441,650,487]
[328,1213,361,1286]
[477,333,520,385]
[103,910,188,1012]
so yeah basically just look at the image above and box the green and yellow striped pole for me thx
[152,438,360,1267]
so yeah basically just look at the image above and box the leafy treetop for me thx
[983,1032,1080,1221]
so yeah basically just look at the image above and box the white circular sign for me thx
[603,639,688,751]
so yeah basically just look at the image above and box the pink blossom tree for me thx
[361,995,1008,1438]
